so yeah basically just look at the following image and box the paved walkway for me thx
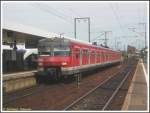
[143,63,148,74]
[122,60,148,111]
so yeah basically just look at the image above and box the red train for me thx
[37,37,122,78]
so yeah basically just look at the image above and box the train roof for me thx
[41,37,120,53]
[67,37,121,53]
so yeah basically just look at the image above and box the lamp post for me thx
[139,23,147,48]
[128,23,147,49]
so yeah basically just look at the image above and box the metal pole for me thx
[76,73,81,88]
[103,31,111,47]
[144,23,146,48]
[139,23,147,48]
[124,44,126,51]
[74,18,76,39]
[115,37,117,50]
[104,32,106,47]
[88,17,91,43]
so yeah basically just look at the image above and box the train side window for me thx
[76,54,79,58]
[94,50,96,56]
[85,49,88,57]
[87,49,89,56]
[103,53,105,59]
[100,53,102,58]
[69,50,72,55]
[79,49,82,59]
[75,49,79,58]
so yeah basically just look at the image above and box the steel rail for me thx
[102,69,132,110]
[63,67,125,110]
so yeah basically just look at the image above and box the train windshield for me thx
[38,38,70,56]
[53,49,70,56]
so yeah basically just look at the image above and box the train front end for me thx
[37,37,71,78]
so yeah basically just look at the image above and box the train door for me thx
[90,50,94,64]
[80,49,82,66]
[82,49,88,65]
[106,53,108,62]
[108,53,110,62]
[82,49,85,65]
[104,52,106,63]
[102,52,104,63]
[99,50,102,64]
[94,50,96,64]
[97,51,100,63]
[73,48,80,66]
[96,51,99,63]
[87,49,90,64]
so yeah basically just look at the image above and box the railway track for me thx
[64,61,137,110]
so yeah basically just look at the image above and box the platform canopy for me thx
[2,21,59,38]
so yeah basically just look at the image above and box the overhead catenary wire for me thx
[31,3,107,42]
[42,4,74,22]
[109,3,126,36]
[31,3,73,25]
[91,32,105,42]
[109,3,131,50]
[69,8,82,18]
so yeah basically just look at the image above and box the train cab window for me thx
[54,50,70,56]
[38,38,70,56]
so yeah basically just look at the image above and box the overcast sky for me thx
[2,1,148,50]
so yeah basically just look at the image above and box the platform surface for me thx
[3,70,37,81]
[122,59,148,111]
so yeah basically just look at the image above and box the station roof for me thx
[2,21,59,38]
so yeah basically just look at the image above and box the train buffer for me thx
[122,59,148,111]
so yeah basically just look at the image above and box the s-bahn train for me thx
[37,37,122,78]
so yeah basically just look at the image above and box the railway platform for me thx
[122,59,148,111]
[3,70,37,93]
[3,70,37,80]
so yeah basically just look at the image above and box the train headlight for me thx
[38,62,43,66]
[61,62,67,66]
